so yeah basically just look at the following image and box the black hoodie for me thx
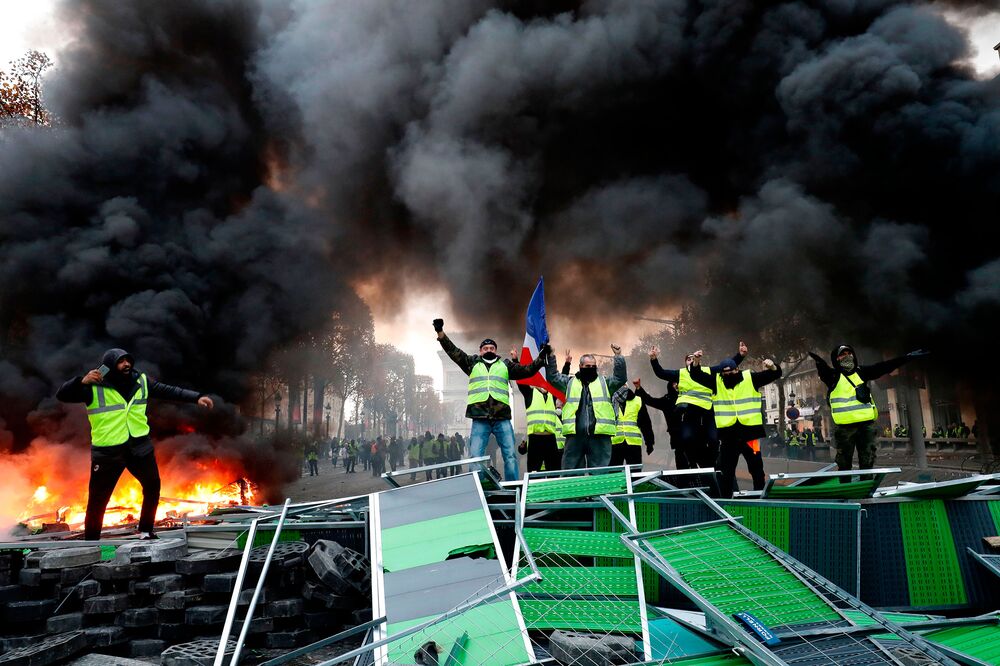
[809,345,910,393]
[56,348,205,444]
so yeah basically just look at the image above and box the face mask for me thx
[578,367,598,382]
[839,357,855,372]
[481,352,498,361]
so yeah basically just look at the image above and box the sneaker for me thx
[138,532,158,540]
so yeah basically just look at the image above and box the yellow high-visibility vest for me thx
[829,372,877,425]
[713,371,763,428]
[466,360,510,406]
[86,374,150,447]
[526,389,559,435]
[676,367,714,410]
[612,396,644,446]
[561,377,616,436]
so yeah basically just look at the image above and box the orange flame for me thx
[4,439,256,533]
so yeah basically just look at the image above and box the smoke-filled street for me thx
[2,1,1000,665]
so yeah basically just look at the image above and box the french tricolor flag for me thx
[516,277,566,402]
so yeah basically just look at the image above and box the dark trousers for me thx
[672,446,691,470]
[308,460,319,476]
[562,433,612,470]
[526,434,561,473]
[718,433,765,499]
[610,443,643,466]
[834,422,878,471]
[85,440,161,540]
[674,406,716,468]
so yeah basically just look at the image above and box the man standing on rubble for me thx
[435,318,549,481]
[691,356,782,498]
[56,348,214,540]
[810,345,929,471]
[546,345,628,469]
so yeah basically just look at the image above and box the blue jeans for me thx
[470,419,519,481]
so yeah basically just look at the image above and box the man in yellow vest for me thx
[691,357,782,498]
[435,319,548,480]
[546,345,627,469]
[610,382,654,466]
[56,348,213,540]
[515,383,562,473]
[809,345,928,471]
[649,342,746,470]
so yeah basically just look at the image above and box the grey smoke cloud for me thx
[1,0,998,459]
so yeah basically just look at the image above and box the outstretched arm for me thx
[859,354,917,382]
[149,379,203,404]
[808,352,837,388]
[751,360,783,389]
[650,358,680,382]
[438,333,476,375]
[688,364,716,390]
[635,385,674,412]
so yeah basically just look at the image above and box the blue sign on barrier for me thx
[733,611,781,646]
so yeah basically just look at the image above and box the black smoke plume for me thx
[1,0,998,476]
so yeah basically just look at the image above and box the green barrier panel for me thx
[721,504,790,552]
[523,528,630,559]
[989,499,1000,534]
[648,524,841,628]
[526,472,628,503]
[921,621,1000,664]
[898,500,966,607]
[237,529,302,549]
[381,510,494,572]
[523,566,638,597]
[766,477,877,499]
[520,598,642,632]
[387,601,530,666]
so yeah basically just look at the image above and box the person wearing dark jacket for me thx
[649,342,746,470]
[435,319,548,481]
[56,348,213,540]
[609,381,655,466]
[635,380,684,467]
[809,345,928,471]
[546,345,627,469]
[691,358,782,498]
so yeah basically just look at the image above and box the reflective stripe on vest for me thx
[612,396,644,446]
[561,376,616,436]
[713,371,762,428]
[829,372,877,425]
[526,389,559,435]
[466,360,510,406]
[676,367,714,410]
[86,373,151,447]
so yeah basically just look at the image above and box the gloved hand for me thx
[538,343,552,359]
[433,318,444,332]
[517,441,528,455]
[645,444,654,455]
[907,349,930,358]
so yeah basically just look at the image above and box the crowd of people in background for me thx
[297,431,471,481]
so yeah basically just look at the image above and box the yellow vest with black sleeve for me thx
[561,377,617,436]
[526,389,559,435]
[829,372,878,425]
[713,371,763,428]
[466,360,510,406]
[612,396,644,445]
[86,374,150,447]
[676,367,714,410]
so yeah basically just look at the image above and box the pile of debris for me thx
[0,537,370,665]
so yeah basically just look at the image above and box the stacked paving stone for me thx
[0,538,371,665]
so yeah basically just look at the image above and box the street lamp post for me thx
[324,402,331,438]
[274,392,282,433]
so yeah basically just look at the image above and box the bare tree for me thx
[1,51,53,127]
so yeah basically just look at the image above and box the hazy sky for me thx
[2,1,998,388]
